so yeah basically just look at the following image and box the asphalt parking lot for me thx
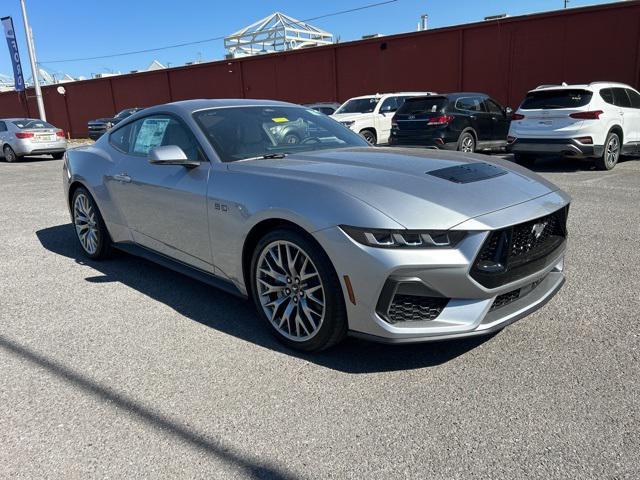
[1,153,639,479]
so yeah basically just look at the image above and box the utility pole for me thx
[19,0,46,120]
[564,0,569,8]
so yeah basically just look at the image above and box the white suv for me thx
[507,82,640,170]
[332,92,435,145]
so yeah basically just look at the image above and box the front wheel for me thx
[359,129,377,145]
[250,229,347,352]
[595,132,620,170]
[3,145,17,162]
[71,187,111,260]
[457,132,475,153]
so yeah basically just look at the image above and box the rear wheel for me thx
[250,228,347,352]
[595,131,620,170]
[513,153,536,167]
[457,132,475,153]
[282,133,300,145]
[52,152,64,160]
[3,145,17,163]
[71,187,111,260]
[360,129,377,145]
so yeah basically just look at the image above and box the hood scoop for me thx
[427,162,508,184]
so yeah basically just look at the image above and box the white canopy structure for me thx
[224,12,333,58]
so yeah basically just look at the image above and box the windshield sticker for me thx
[271,117,289,123]
[133,118,170,154]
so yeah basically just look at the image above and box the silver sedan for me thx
[62,99,570,352]
[0,118,67,162]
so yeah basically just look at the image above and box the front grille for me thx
[387,294,449,323]
[471,207,568,288]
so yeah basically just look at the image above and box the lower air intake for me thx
[387,294,449,323]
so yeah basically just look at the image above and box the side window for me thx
[109,121,135,152]
[319,107,334,115]
[484,99,503,115]
[612,88,632,108]
[456,97,482,112]
[130,115,200,161]
[379,97,400,113]
[0,121,6,132]
[600,88,614,105]
[626,89,640,109]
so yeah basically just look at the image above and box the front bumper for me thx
[313,191,570,343]
[508,138,604,158]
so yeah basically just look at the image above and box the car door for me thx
[624,88,640,148]
[106,113,213,271]
[376,96,401,144]
[483,98,510,144]
[0,121,6,147]
[610,88,629,142]
[457,96,492,144]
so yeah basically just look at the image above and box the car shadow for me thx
[2,155,59,164]
[36,224,493,374]
[496,153,638,173]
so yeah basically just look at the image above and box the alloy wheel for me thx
[256,240,325,342]
[73,193,99,255]
[460,135,474,153]
[605,134,620,168]
[3,146,16,162]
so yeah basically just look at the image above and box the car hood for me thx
[88,117,116,124]
[331,113,371,122]
[228,147,561,230]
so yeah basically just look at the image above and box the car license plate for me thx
[35,134,55,142]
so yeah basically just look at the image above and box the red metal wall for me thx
[1,0,639,138]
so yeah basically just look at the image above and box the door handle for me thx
[113,173,131,183]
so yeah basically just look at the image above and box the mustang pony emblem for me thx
[531,221,548,239]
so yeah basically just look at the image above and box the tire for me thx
[360,129,377,145]
[513,153,536,167]
[457,131,476,153]
[250,228,348,352]
[3,145,17,163]
[71,187,111,260]
[52,152,64,160]
[595,131,620,170]
[282,133,300,145]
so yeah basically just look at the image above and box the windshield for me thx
[335,97,380,114]
[193,106,369,163]
[12,119,55,129]
[397,97,447,115]
[115,109,136,119]
[521,89,593,110]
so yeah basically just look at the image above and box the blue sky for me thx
[0,0,619,80]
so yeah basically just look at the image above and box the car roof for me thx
[345,92,435,101]
[406,92,488,100]
[1,118,46,122]
[529,82,634,93]
[141,98,300,114]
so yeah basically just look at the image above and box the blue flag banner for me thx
[1,16,25,92]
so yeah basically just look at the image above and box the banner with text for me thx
[1,16,25,92]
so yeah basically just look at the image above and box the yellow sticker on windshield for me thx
[271,117,289,123]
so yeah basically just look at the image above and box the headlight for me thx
[106,122,114,129]
[341,226,466,248]
[340,120,355,128]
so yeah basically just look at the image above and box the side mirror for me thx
[505,106,513,117]
[148,145,199,167]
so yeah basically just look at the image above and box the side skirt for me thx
[114,242,247,299]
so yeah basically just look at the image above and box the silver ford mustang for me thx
[62,99,570,352]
